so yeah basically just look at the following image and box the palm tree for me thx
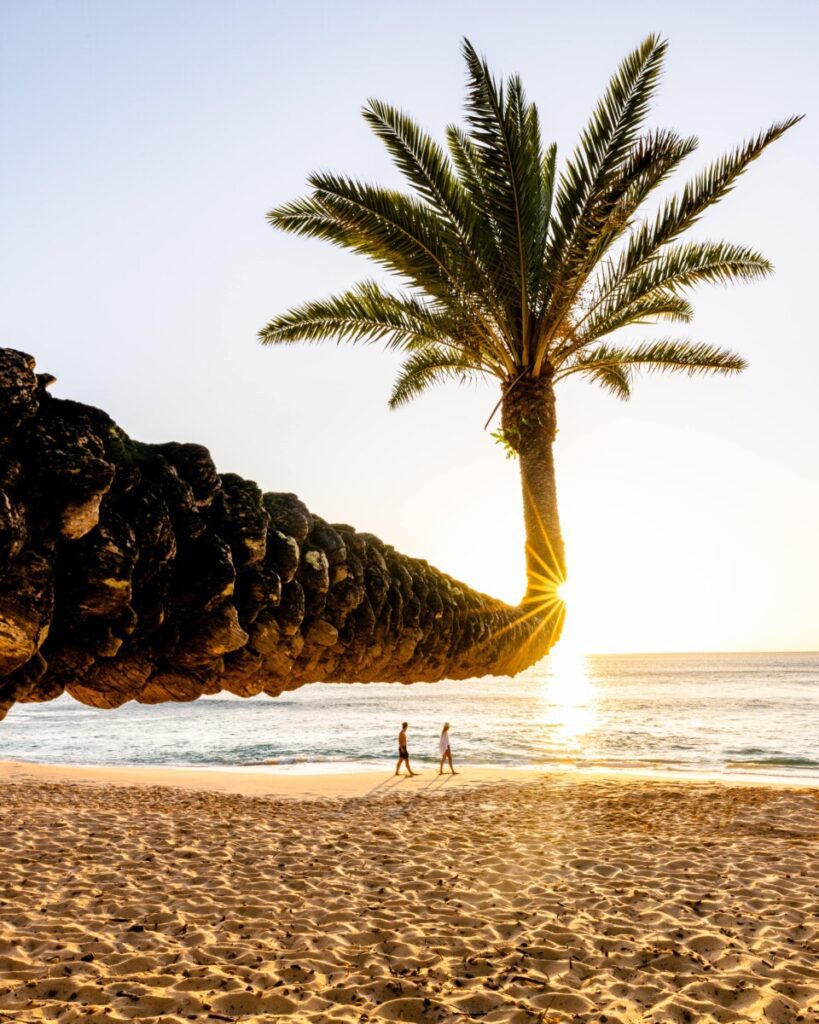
[260,35,799,615]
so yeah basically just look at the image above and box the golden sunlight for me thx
[556,578,572,604]
[536,639,597,747]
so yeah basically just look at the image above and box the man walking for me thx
[395,721,418,776]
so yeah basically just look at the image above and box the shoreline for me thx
[2,757,817,799]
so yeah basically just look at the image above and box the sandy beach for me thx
[0,764,817,1023]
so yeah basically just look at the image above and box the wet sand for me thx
[0,763,817,1023]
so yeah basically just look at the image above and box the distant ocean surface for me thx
[2,652,818,782]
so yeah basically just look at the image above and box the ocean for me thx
[2,651,818,782]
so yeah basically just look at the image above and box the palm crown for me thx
[260,35,799,622]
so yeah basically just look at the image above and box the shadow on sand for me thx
[356,771,460,801]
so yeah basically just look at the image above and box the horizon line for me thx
[571,649,819,657]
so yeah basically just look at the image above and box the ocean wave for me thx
[724,757,819,769]
[574,757,681,770]
[239,755,362,767]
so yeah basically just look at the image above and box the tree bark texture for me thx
[0,349,558,720]
[501,374,567,602]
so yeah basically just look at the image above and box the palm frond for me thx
[362,99,464,219]
[557,293,694,358]
[444,122,510,306]
[594,239,771,304]
[572,128,699,272]
[445,124,492,206]
[557,339,747,385]
[534,128,699,371]
[259,281,460,349]
[307,173,465,298]
[541,141,557,230]
[461,39,547,356]
[573,241,772,348]
[388,345,485,408]
[267,194,355,246]
[584,362,633,399]
[363,98,509,327]
[547,35,668,284]
[613,116,804,282]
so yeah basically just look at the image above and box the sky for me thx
[2,0,817,654]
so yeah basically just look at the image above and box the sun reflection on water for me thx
[535,640,598,756]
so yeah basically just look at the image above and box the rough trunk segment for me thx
[0,349,556,719]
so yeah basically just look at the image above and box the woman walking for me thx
[438,723,458,775]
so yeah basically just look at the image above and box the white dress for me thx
[439,733,450,756]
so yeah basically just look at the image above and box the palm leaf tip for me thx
[590,363,633,400]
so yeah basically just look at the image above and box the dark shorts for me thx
[398,746,409,759]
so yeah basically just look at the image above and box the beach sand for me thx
[0,763,817,1023]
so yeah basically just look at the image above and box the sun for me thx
[556,579,573,604]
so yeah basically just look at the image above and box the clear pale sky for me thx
[2,0,817,653]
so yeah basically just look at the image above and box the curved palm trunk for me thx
[0,348,559,719]
[501,376,566,609]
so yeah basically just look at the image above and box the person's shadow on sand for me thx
[362,775,410,798]
[358,767,461,802]
[421,774,453,792]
